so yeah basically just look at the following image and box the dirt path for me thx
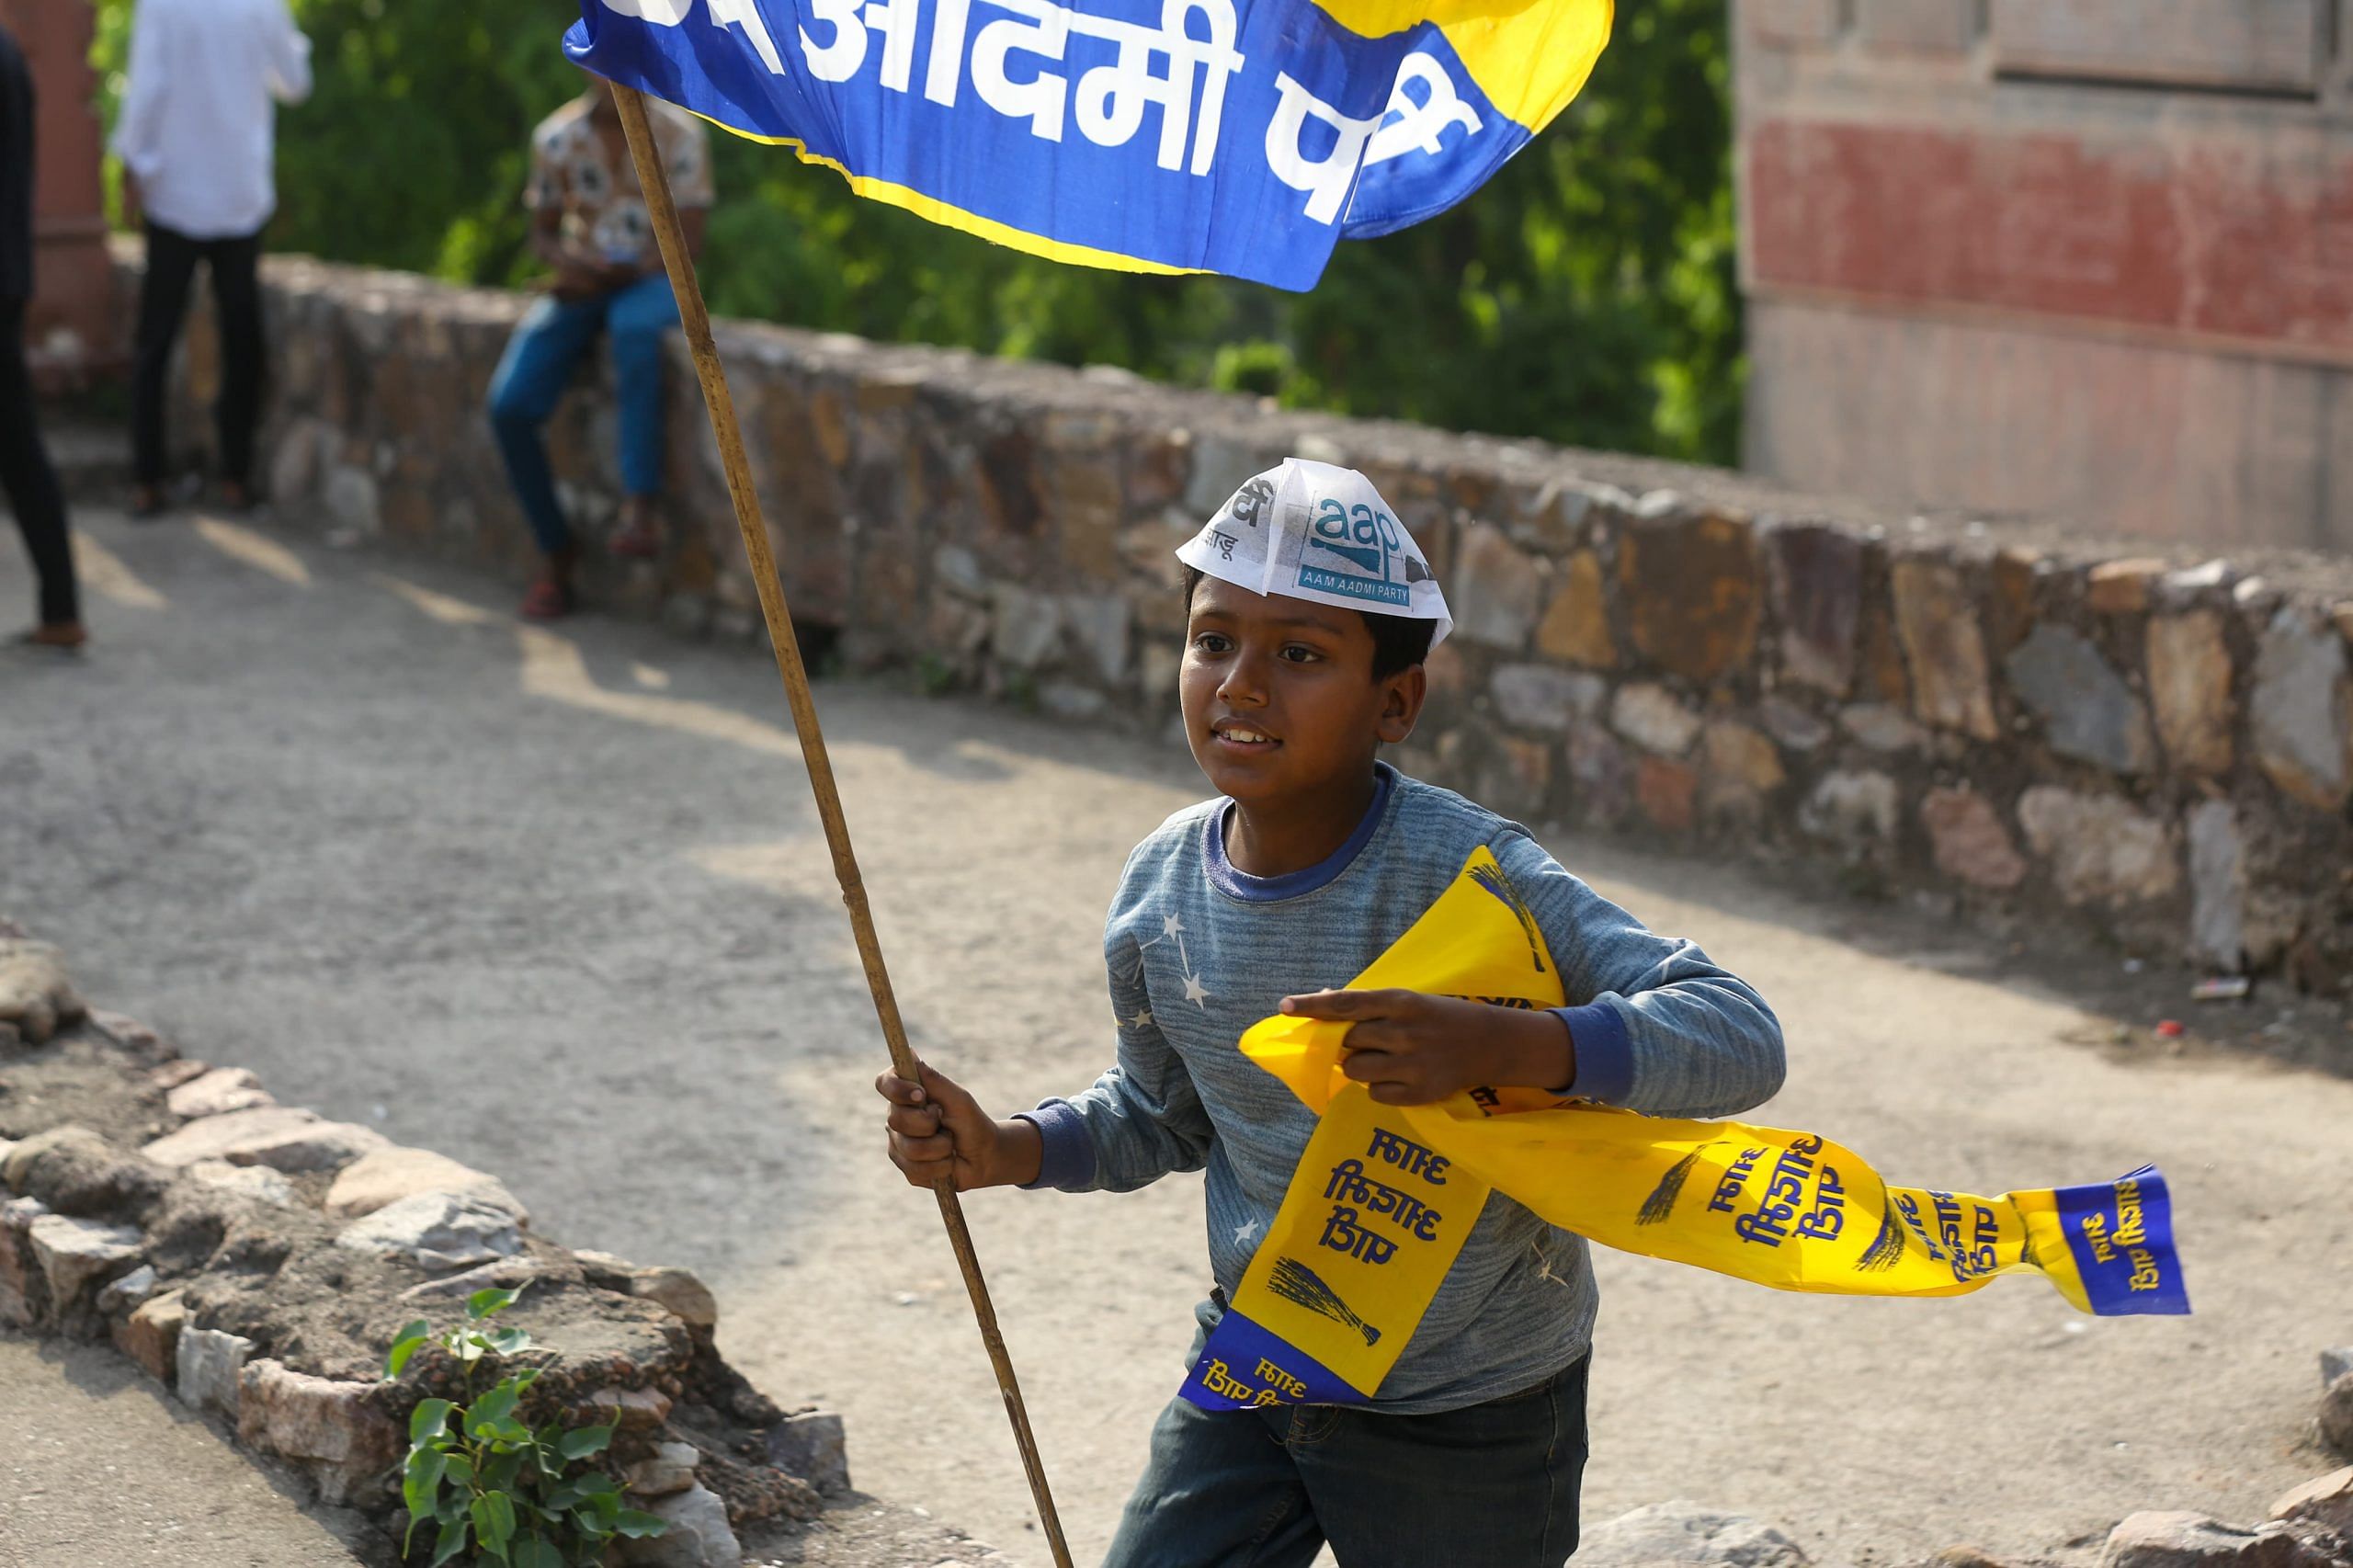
[5,511,2348,1567]
[0,1335,379,1565]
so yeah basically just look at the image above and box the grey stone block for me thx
[2186,801,2245,972]
[1612,683,1702,757]
[176,1325,256,1418]
[2252,608,2350,809]
[2097,1510,2320,1568]
[334,1192,524,1271]
[2017,788,2178,907]
[1576,1501,1811,1568]
[618,1483,740,1568]
[2005,623,2155,774]
[2325,1371,2353,1455]
[767,1409,851,1495]
[1492,665,1605,731]
[2268,1467,2353,1535]
[28,1212,142,1317]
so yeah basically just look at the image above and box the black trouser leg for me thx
[131,222,201,487]
[208,231,265,489]
[0,296,78,626]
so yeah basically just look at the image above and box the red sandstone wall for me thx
[4,0,115,380]
[1736,0,2353,553]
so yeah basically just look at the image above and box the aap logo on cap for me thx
[1176,458,1453,648]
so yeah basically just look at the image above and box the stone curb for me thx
[0,928,859,1567]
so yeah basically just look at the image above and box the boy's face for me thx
[1180,574,1426,806]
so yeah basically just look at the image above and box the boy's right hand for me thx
[877,1063,1043,1192]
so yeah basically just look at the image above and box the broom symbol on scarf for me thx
[1853,1198,1909,1273]
[1467,864,1547,975]
[1637,1150,1701,1226]
[1268,1256,1381,1346]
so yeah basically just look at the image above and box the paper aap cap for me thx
[1176,459,1453,650]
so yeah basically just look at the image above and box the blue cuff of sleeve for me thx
[1014,1100,1097,1191]
[1554,1002,1635,1106]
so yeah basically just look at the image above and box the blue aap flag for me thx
[566,0,1612,290]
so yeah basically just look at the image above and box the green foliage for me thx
[915,652,961,697]
[89,0,578,283]
[87,0,1739,462]
[1299,0,1745,461]
[385,1287,666,1566]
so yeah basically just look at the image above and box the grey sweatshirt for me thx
[1018,764,1786,1414]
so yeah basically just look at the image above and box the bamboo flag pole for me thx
[606,81,1076,1568]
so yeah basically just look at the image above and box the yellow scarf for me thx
[1181,848,2187,1411]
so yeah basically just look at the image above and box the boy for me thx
[879,459,1784,1568]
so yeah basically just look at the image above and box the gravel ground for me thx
[4,507,2349,1568]
[0,1334,379,1565]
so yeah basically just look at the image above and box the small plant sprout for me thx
[385,1285,669,1565]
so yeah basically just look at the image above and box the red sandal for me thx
[17,621,88,651]
[518,576,574,620]
[610,517,662,559]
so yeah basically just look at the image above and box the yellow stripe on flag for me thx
[1310,0,1614,131]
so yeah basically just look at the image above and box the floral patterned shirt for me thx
[525,96,712,271]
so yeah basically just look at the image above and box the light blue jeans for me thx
[486,272,678,554]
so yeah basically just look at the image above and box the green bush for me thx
[90,0,1739,463]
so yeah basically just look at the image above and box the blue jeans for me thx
[1103,1346,1589,1568]
[486,273,678,555]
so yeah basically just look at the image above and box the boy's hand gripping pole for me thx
[608,82,1076,1568]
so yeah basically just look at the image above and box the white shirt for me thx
[110,0,312,240]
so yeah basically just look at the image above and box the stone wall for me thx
[144,252,2353,994]
[6,0,115,384]
[0,920,859,1566]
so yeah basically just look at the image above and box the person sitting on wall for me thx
[487,74,710,620]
